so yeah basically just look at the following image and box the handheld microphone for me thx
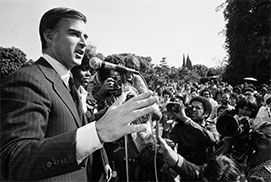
[89,57,139,74]
[133,74,162,121]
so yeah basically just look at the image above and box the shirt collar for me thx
[43,54,71,87]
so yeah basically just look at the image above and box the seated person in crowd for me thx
[169,96,217,165]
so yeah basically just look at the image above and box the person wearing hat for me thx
[169,96,217,165]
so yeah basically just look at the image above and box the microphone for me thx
[89,57,139,74]
[133,74,162,121]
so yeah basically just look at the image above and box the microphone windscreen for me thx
[133,74,148,94]
[133,74,162,120]
[89,57,102,69]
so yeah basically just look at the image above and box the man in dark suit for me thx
[0,7,157,181]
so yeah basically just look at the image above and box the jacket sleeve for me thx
[172,155,202,181]
[0,71,80,181]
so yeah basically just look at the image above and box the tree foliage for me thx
[186,55,193,70]
[0,47,31,82]
[222,0,271,85]
[192,64,209,77]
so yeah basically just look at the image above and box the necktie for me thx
[69,76,83,122]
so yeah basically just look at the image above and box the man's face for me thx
[202,91,210,98]
[221,93,230,105]
[230,96,237,106]
[190,101,205,121]
[49,18,88,69]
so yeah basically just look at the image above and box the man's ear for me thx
[43,29,55,43]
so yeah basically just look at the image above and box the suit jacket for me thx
[0,58,88,181]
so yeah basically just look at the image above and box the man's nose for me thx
[79,36,87,47]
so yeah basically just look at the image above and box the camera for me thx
[166,102,193,118]
[108,79,122,97]
[166,102,180,113]
[216,111,256,162]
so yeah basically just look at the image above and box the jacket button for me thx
[46,161,52,168]
[53,158,60,166]
[61,157,67,164]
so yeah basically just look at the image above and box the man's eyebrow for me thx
[68,28,88,39]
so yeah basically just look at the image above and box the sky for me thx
[0,0,227,68]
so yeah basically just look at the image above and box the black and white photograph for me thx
[0,0,270,181]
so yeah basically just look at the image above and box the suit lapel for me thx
[36,57,83,127]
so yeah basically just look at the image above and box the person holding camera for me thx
[157,136,241,182]
[0,7,158,181]
[89,55,125,111]
[168,96,217,166]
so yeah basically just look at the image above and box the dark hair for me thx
[162,89,171,97]
[217,105,228,114]
[98,55,125,82]
[235,96,258,118]
[203,155,240,182]
[230,92,238,100]
[39,7,87,50]
[243,87,254,94]
[200,89,211,97]
[189,96,213,118]
[233,86,242,95]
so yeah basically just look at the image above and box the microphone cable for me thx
[137,73,160,182]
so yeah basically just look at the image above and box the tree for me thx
[192,64,209,77]
[182,54,186,67]
[186,55,193,70]
[222,0,271,85]
[159,57,168,68]
[0,47,30,82]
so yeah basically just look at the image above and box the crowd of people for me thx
[66,39,271,182]
[0,7,270,182]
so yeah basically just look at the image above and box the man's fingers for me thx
[158,136,166,145]
[124,123,148,135]
[125,104,158,122]
[126,91,152,103]
[110,91,128,107]
[124,92,158,111]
